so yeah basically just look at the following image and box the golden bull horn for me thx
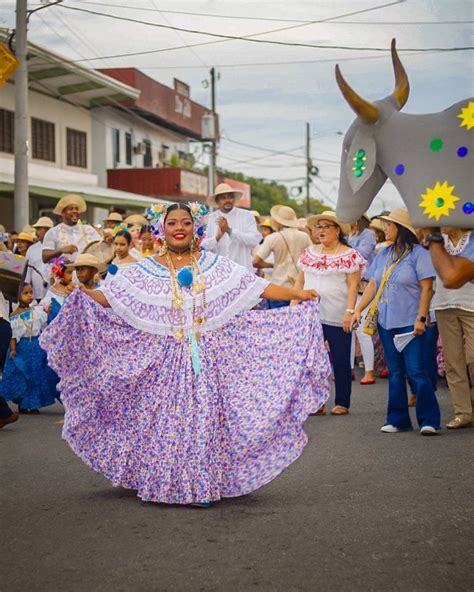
[391,38,410,109]
[335,64,380,124]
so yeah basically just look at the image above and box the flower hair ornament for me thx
[145,201,209,254]
[50,255,72,280]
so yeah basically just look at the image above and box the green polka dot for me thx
[430,138,444,152]
[356,159,364,167]
[354,170,363,177]
[356,149,366,158]
[435,197,445,207]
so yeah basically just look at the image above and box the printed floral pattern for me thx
[40,289,331,505]
[299,247,366,275]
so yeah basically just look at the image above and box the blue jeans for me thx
[267,299,290,309]
[378,324,441,429]
[322,324,352,408]
[408,322,439,393]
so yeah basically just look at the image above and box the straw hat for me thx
[32,216,54,229]
[369,218,384,232]
[17,232,35,243]
[259,219,274,230]
[208,183,243,206]
[104,212,123,223]
[377,208,416,236]
[124,214,148,227]
[66,253,103,272]
[53,194,87,215]
[270,205,302,229]
[307,211,351,237]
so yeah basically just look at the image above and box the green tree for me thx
[218,168,328,217]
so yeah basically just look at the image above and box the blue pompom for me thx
[197,226,204,237]
[107,263,119,275]
[177,267,193,287]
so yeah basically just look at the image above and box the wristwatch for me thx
[418,316,427,323]
[424,232,444,244]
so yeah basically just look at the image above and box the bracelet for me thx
[345,308,355,314]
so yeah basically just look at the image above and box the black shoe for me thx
[0,413,19,429]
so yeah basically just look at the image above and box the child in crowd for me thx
[41,256,74,323]
[0,283,57,414]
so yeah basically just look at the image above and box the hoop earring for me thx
[158,239,168,256]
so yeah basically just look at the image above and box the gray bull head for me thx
[335,39,473,229]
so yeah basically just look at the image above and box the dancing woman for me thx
[41,202,331,506]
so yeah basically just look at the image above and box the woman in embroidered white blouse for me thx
[293,211,366,416]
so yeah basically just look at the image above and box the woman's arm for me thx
[253,255,273,269]
[349,278,376,330]
[9,338,16,358]
[342,270,360,332]
[262,283,317,302]
[79,287,110,308]
[290,271,306,307]
[414,278,433,336]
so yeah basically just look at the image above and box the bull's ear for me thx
[345,129,377,193]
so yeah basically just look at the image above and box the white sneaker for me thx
[380,424,400,433]
[420,426,439,436]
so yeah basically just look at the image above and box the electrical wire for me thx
[57,3,473,61]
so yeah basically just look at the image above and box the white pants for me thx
[351,302,375,372]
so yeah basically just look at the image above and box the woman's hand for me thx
[342,311,354,333]
[294,289,319,302]
[9,349,16,359]
[413,319,426,336]
[349,310,361,331]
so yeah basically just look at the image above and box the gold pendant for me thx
[175,330,184,340]
[194,282,204,293]
[195,316,204,325]
[176,254,183,261]
[173,297,183,307]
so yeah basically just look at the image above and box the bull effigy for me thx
[335,39,473,228]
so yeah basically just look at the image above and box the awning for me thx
[0,180,170,210]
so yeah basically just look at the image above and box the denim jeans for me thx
[322,324,352,408]
[267,299,290,310]
[378,324,441,429]
[408,322,439,393]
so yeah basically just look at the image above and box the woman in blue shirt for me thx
[350,209,440,435]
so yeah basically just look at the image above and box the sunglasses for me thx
[315,224,338,230]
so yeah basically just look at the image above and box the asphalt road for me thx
[1,372,473,592]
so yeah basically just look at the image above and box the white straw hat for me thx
[53,194,87,215]
[32,216,54,229]
[208,183,243,206]
[377,208,416,236]
[306,211,351,237]
[270,205,302,228]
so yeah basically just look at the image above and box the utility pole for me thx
[14,0,29,231]
[305,122,311,215]
[208,67,217,195]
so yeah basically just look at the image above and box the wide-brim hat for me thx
[270,205,302,228]
[17,232,35,243]
[124,214,148,227]
[307,211,351,237]
[208,183,243,206]
[104,212,123,223]
[259,219,274,230]
[377,208,416,237]
[369,218,385,232]
[32,216,54,229]
[66,253,104,272]
[53,194,87,215]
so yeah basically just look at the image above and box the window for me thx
[0,109,14,154]
[112,128,120,166]
[125,132,132,165]
[31,117,55,162]
[143,139,152,167]
[66,128,87,168]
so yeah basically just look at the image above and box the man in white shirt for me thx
[253,205,311,308]
[25,216,54,300]
[202,183,261,270]
[42,194,100,264]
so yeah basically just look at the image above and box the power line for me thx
[53,1,474,26]
[57,3,473,62]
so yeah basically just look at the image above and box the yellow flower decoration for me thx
[457,101,474,130]
[420,181,460,221]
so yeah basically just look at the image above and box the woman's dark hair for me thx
[337,227,350,247]
[140,224,153,235]
[164,203,192,221]
[115,230,132,245]
[357,216,370,233]
[393,223,419,252]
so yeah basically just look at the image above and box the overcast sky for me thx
[1,0,473,213]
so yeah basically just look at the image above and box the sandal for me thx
[330,405,349,415]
